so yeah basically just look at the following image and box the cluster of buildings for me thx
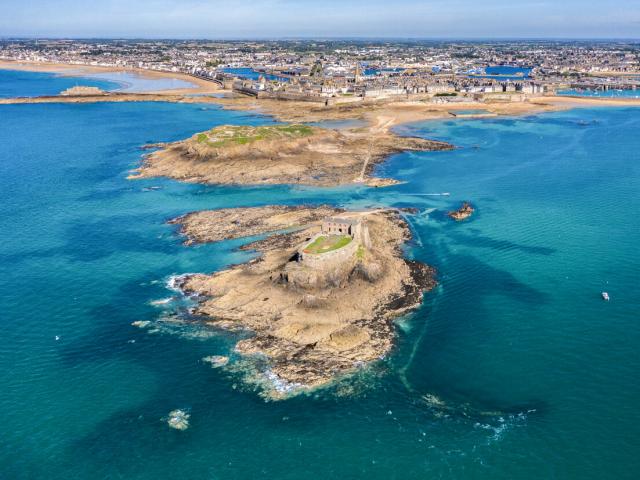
[1,39,639,102]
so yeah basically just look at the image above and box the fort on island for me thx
[172,205,436,393]
[297,216,371,268]
[60,86,106,96]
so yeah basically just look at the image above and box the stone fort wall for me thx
[298,234,359,269]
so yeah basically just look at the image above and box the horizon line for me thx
[2,35,640,42]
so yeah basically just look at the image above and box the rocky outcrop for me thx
[448,202,475,221]
[169,206,436,397]
[130,123,453,187]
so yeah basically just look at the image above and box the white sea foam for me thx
[422,393,447,408]
[264,370,304,395]
[131,320,151,329]
[166,273,194,293]
[395,315,414,333]
[149,314,220,340]
[149,297,174,307]
[473,411,530,443]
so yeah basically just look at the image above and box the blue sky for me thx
[2,0,639,39]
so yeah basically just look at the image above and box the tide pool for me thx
[1,72,639,479]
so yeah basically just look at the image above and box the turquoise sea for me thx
[478,65,532,80]
[558,88,640,99]
[80,71,197,92]
[0,69,121,97]
[1,70,639,479]
[222,67,290,82]
[0,68,197,97]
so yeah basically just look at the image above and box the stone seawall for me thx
[258,91,327,103]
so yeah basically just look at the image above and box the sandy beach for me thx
[0,59,221,94]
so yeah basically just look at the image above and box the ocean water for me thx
[558,88,640,99]
[0,69,121,97]
[1,72,640,479]
[81,71,197,92]
[364,67,406,76]
[0,69,197,97]
[483,65,532,79]
[222,67,290,82]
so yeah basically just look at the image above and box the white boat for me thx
[601,292,610,301]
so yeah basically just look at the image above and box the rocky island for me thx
[170,205,436,396]
[130,123,452,187]
[448,202,475,221]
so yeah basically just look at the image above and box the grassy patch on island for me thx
[303,235,352,254]
[196,124,315,147]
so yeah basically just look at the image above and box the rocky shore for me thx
[130,123,453,187]
[169,206,436,397]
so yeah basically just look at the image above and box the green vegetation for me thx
[310,62,323,77]
[303,235,352,255]
[356,245,365,260]
[195,124,314,147]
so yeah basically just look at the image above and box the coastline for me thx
[0,59,221,94]
[2,59,640,116]
[4,87,640,128]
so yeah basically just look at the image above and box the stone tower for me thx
[354,63,362,84]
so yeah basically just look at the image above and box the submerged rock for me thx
[166,409,190,430]
[202,355,229,368]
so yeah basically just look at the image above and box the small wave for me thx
[166,273,195,293]
[473,410,531,443]
[148,313,221,340]
[221,359,307,400]
[264,370,304,395]
[148,297,174,307]
[131,320,151,329]
[149,297,176,307]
